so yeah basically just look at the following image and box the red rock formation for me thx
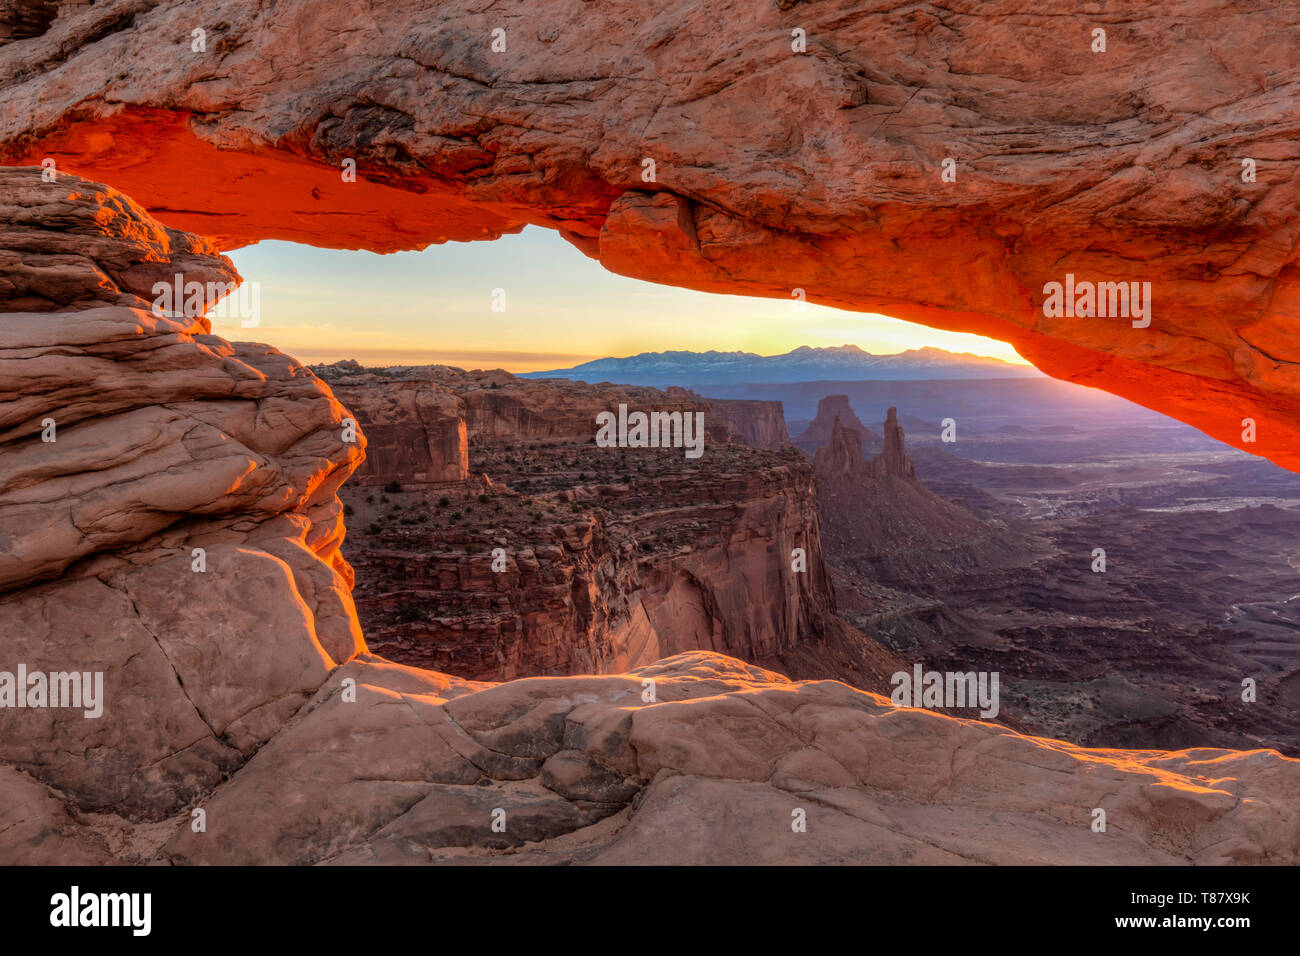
[0,167,237,312]
[314,363,469,485]
[333,367,874,684]
[462,372,734,445]
[2,170,1298,865]
[813,398,1024,585]
[2,3,1298,471]
[692,397,790,449]
[794,394,882,457]
[348,457,849,679]
[874,406,916,479]
[14,648,1300,865]
[812,417,864,477]
[0,1,56,43]
[0,169,365,818]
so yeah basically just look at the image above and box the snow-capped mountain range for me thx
[521,345,1042,387]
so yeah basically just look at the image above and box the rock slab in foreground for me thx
[7,651,1287,866]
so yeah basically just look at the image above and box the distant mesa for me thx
[522,345,1042,388]
[310,360,737,453]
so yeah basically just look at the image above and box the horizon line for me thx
[274,343,1035,374]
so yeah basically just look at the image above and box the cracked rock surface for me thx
[16,650,1300,865]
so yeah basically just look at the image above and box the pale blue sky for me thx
[218,226,1029,371]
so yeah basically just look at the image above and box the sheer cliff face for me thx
[0,170,366,818]
[328,367,844,682]
[350,457,840,680]
[699,398,790,450]
[321,380,469,485]
[2,1,1298,471]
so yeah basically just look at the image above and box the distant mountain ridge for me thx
[521,345,1042,386]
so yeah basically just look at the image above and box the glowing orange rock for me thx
[2,2,1298,470]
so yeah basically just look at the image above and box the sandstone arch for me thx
[3,1,1298,470]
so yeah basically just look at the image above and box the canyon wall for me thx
[314,363,469,485]
[326,364,856,683]
[1,1,1297,471]
[692,396,790,450]
[347,459,844,681]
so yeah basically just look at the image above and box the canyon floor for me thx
[330,365,1300,759]
[848,423,1300,756]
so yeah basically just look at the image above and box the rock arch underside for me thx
[0,0,1298,864]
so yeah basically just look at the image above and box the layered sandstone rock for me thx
[462,372,733,445]
[314,361,740,473]
[314,362,469,485]
[0,167,237,313]
[347,457,848,681]
[332,367,870,684]
[303,364,842,686]
[0,169,365,818]
[0,1,55,44]
[2,1,1298,470]
[13,651,1299,865]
